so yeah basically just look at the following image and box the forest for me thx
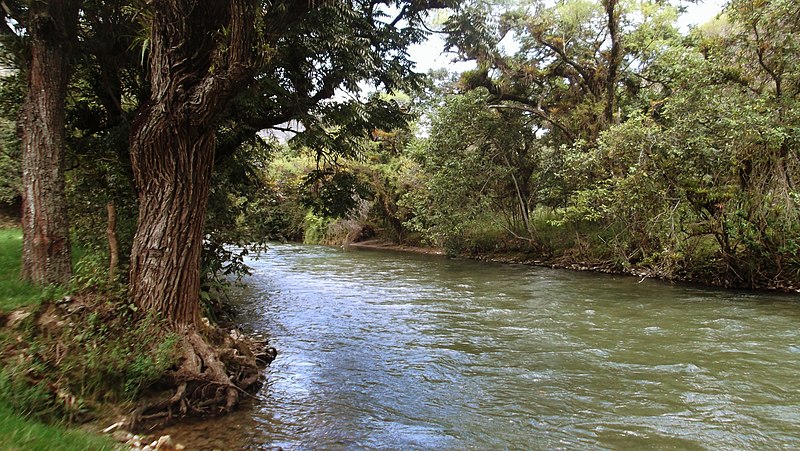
[0,0,798,447]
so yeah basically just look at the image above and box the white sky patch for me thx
[676,0,726,31]
[408,33,477,73]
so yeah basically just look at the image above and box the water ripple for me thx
[162,243,800,450]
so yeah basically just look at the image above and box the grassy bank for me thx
[0,404,117,450]
[0,228,63,312]
[0,227,139,449]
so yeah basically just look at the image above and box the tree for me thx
[549,2,800,287]
[120,0,448,416]
[127,0,266,328]
[4,0,79,284]
[405,88,545,252]
[444,0,680,145]
[128,0,446,327]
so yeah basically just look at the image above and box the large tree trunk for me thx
[128,0,257,327]
[129,114,215,326]
[125,0,267,420]
[20,0,78,285]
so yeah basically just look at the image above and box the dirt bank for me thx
[346,240,800,294]
[346,239,445,256]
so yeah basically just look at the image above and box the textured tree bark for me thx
[20,0,78,285]
[129,114,215,326]
[128,0,257,327]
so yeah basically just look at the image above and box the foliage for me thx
[303,211,333,244]
[359,148,422,243]
[401,89,547,252]
[443,0,682,144]
[0,298,180,422]
[0,117,19,205]
[1,228,180,423]
[374,0,800,289]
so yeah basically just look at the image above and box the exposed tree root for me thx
[128,324,275,432]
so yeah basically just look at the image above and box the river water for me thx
[161,244,800,449]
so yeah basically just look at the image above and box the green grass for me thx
[1,228,120,449]
[0,404,118,451]
[0,228,57,312]
[0,228,78,312]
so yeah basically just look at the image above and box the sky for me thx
[407,0,728,73]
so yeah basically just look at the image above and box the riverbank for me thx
[347,238,800,294]
[0,225,267,449]
[0,227,121,449]
[346,239,444,256]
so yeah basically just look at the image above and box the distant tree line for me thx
[289,0,799,290]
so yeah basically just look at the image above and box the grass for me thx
[0,227,123,449]
[0,228,59,312]
[0,404,118,451]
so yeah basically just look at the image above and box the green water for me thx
[162,244,800,449]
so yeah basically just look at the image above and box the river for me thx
[159,243,800,449]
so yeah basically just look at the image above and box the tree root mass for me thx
[130,325,274,431]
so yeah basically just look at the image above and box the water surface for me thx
[163,244,800,449]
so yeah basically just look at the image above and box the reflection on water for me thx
[160,244,800,449]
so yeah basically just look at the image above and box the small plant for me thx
[0,363,62,422]
[123,332,180,398]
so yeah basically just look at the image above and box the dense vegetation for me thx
[0,0,797,440]
[284,0,800,291]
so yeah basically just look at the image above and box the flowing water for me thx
[161,244,800,450]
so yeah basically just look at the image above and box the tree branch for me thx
[751,21,782,98]
[188,0,257,125]
[533,32,598,97]
[488,100,575,141]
